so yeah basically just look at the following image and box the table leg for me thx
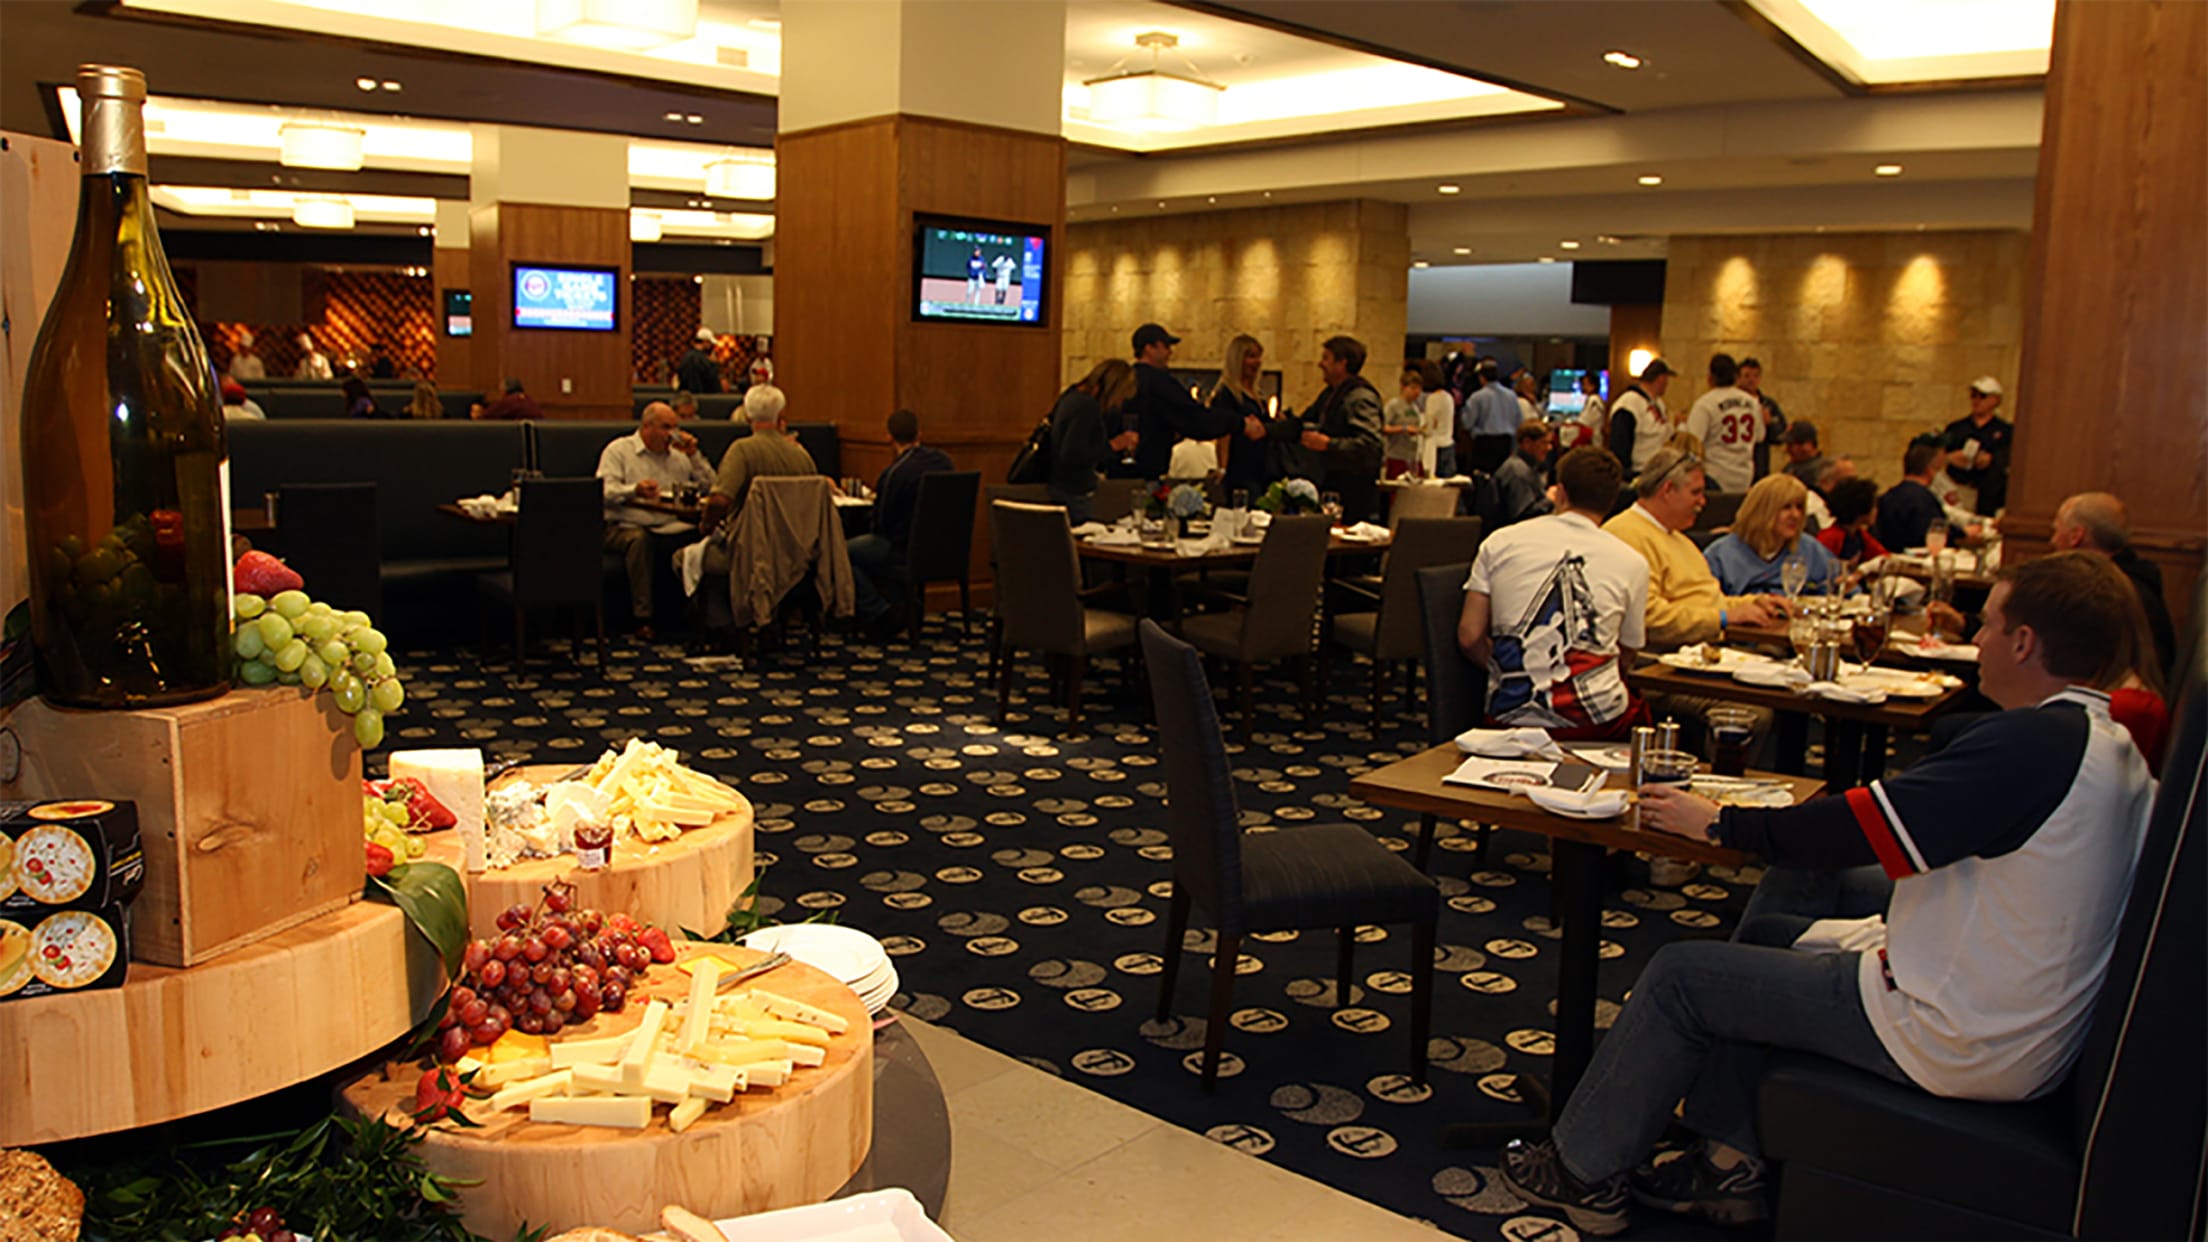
[1860,725,1890,783]
[1776,711,1809,776]
[1549,837,1604,1112]
[1824,718,1865,789]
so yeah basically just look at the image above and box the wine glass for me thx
[1924,518,1949,557]
[1321,491,1343,524]
[1780,554,1808,607]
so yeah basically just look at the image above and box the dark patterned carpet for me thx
[373,618,1786,1242]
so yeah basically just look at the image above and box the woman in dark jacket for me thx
[342,375,380,419]
[1047,359,1138,524]
[1211,333,1298,499]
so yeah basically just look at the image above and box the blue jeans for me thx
[847,533,898,622]
[1551,864,1908,1182]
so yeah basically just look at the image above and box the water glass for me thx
[1321,491,1343,523]
[1924,518,1949,556]
[1637,748,1699,831]
[1707,709,1756,777]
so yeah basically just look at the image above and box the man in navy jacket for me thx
[848,408,952,637]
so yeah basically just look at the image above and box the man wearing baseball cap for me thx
[677,326,723,396]
[1942,376,2012,515]
[1114,323,1241,480]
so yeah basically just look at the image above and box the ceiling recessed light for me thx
[354,77,377,91]
[1157,201,1166,208]
[1437,184,1460,195]
[1602,50,1642,69]
[1637,174,1663,186]
[1875,163,1904,176]
[1538,256,1557,263]
[1412,260,1430,269]
[1452,246,1471,255]
[1559,240,1581,249]
[1595,234,1621,245]
[665,111,684,121]
[417,225,431,236]
[1207,195,1216,203]
[380,80,401,91]
[685,114,703,124]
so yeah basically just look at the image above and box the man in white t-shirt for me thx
[1496,551,2157,1236]
[1683,353,1767,493]
[1606,358,1673,477]
[1458,445,1649,739]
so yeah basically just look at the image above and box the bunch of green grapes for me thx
[232,590,405,747]
[362,794,425,860]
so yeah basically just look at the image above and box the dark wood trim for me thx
[892,113,1070,145]
[774,113,900,142]
[148,155,468,199]
[1165,0,1618,115]
[1862,74,2048,96]
[629,187,776,215]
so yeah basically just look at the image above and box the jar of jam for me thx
[574,821,612,870]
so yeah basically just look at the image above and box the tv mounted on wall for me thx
[442,288,472,337]
[511,262,619,332]
[912,215,1049,326]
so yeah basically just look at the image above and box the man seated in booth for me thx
[597,402,716,641]
[847,408,953,640]
[1496,552,2158,1236]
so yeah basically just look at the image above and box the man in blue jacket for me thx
[848,408,953,639]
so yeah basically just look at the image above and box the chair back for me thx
[725,475,854,626]
[989,501,1083,653]
[1418,562,1488,743]
[985,483,1053,506]
[905,470,980,584]
[276,483,380,614]
[1139,620,1246,929]
[2069,592,2207,1239]
[1095,477,1147,524]
[1693,490,1745,531]
[1389,484,1460,527]
[512,478,605,608]
[1237,515,1330,661]
[1372,517,1485,660]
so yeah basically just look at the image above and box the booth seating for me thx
[236,384,485,421]
[633,392,745,421]
[528,422,840,482]
[1754,600,2206,1240]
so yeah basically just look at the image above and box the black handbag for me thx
[1006,415,1052,484]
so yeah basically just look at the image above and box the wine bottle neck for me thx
[81,94,147,177]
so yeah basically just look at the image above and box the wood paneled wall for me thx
[468,202,632,420]
[432,247,470,388]
[777,114,1065,591]
[2008,0,2207,628]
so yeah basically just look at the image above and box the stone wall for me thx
[1061,200,1410,408]
[1658,231,2028,484]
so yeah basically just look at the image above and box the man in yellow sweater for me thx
[1604,445,1786,645]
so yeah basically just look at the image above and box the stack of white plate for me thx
[742,924,898,1015]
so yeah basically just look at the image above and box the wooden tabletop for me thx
[439,500,704,525]
[1711,614,1979,678]
[1626,657,1970,726]
[1348,742,1816,866]
[1076,530,1390,568]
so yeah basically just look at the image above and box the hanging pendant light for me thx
[630,210,664,242]
[1083,32,1223,133]
[291,194,355,229]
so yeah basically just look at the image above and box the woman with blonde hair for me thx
[1210,333,1295,496]
[406,380,442,420]
[1048,358,1140,524]
[1701,473,1842,596]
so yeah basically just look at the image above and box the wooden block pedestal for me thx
[339,947,873,1238]
[1,687,363,966]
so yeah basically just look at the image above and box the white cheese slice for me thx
[740,1059,792,1087]
[485,1068,573,1113]
[745,987,852,1035]
[785,1042,825,1068]
[678,959,722,1053]
[638,1059,698,1104]
[389,749,486,872]
[529,1094,651,1129]
[669,1097,707,1133]
[621,1000,671,1086]
[569,1063,629,1094]
[548,1032,634,1069]
[468,1055,553,1088]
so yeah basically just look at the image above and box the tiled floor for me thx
[902,1018,1441,1241]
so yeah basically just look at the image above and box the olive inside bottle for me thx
[20,64,233,708]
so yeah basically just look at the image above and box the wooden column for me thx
[2006,0,2207,626]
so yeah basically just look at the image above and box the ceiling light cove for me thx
[278,123,364,171]
[630,211,663,242]
[535,0,698,50]
[1601,50,1642,70]
[1747,0,2054,84]
[291,195,355,230]
[702,150,775,200]
[1451,246,1471,255]
[1559,240,1581,249]
[1083,32,1223,132]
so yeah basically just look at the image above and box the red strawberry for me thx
[233,549,304,597]
[379,776,457,831]
[412,1066,467,1123]
[638,926,676,964]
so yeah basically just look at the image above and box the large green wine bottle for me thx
[20,65,232,708]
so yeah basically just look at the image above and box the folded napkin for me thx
[1085,528,1140,546]
[1455,726,1567,761]
[1339,521,1391,542]
[1733,663,1810,689]
[1525,786,1629,819]
[676,538,706,597]
[1804,680,1887,705]
[1248,510,1273,529]
[1069,521,1109,538]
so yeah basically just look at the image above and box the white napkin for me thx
[1340,521,1391,542]
[1792,915,1888,955]
[1069,521,1109,538]
[676,539,707,596]
[1455,727,1567,761]
[1804,680,1887,704]
[1248,510,1273,529]
[1085,528,1140,546]
[1733,664,1810,689]
[1525,786,1629,819]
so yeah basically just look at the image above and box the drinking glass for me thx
[1321,491,1343,523]
[1924,518,1949,557]
[1780,554,1808,606]
[1637,748,1699,831]
[1706,708,1756,777]
[1853,603,1892,664]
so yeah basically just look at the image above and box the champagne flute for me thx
[1780,554,1808,608]
[1924,518,1949,557]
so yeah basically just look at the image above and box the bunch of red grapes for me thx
[434,882,677,1062]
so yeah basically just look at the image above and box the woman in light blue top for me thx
[1703,473,1843,596]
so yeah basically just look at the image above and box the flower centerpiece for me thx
[1254,477,1321,515]
[1144,481,1211,527]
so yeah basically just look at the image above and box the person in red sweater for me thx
[1815,477,1887,564]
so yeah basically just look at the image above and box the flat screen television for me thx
[1547,368,1608,416]
[511,263,618,332]
[912,216,1048,326]
[442,288,472,338]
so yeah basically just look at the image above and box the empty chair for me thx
[1174,515,1329,738]
[477,478,604,667]
[1416,562,1493,870]
[1093,477,1147,524]
[1141,619,1438,1090]
[983,482,1059,682]
[902,470,981,642]
[275,483,380,616]
[990,500,1137,729]
[1388,483,1461,526]
[1327,516,1485,728]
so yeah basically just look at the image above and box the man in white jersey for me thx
[1606,358,1673,478]
[1498,551,2156,1236]
[1683,353,1767,492]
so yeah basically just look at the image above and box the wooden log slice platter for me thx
[0,899,441,1145]
[421,765,754,940]
[337,943,873,1239]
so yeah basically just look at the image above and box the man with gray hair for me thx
[597,401,717,639]
[707,385,814,529]
[2052,491,2175,674]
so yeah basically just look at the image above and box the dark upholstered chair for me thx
[1692,489,1745,532]
[275,483,381,617]
[903,470,980,641]
[1141,620,1439,1090]
[990,501,1137,729]
[1388,482,1462,526]
[1174,515,1329,739]
[981,484,1055,684]
[1094,477,1147,524]
[476,478,604,668]
[1755,599,2207,1240]
[1415,562,1492,871]
[1327,516,1485,728]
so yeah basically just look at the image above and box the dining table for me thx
[1076,524,1391,620]
[1349,742,1823,1119]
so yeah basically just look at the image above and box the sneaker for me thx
[1630,1142,1771,1225]
[1498,1139,1630,1237]
[1647,856,1701,888]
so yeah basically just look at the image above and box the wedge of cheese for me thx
[529,1094,651,1129]
[485,1068,574,1114]
[745,987,852,1035]
[388,749,485,871]
[549,1032,635,1069]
